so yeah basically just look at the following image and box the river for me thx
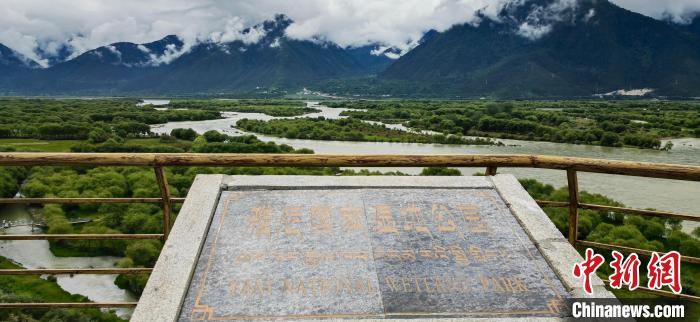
[151,101,700,218]
[0,204,136,319]
[0,100,697,319]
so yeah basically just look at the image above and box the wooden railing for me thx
[0,153,698,308]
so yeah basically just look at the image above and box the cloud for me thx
[1,0,698,67]
[0,0,516,66]
[514,0,580,40]
[609,0,700,23]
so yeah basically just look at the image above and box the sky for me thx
[1,0,699,67]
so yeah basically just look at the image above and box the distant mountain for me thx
[380,0,700,97]
[0,44,38,91]
[0,44,37,72]
[22,36,185,93]
[344,45,394,74]
[139,16,372,94]
[682,15,700,37]
[5,2,700,97]
[0,15,387,95]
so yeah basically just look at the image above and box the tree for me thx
[170,128,198,141]
[420,167,462,176]
[125,240,162,266]
[203,130,227,142]
[600,132,619,147]
[88,128,110,144]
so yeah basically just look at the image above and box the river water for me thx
[151,101,700,216]
[0,205,136,319]
[1,101,697,319]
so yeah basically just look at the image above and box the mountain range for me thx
[2,0,700,98]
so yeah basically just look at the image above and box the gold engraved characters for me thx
[400,204,431,235]
[459,204,490,233]
[340,207,364,232]
[479,275,530,293]
[374,205,399,234]
[228,277,377,298]
[371,203,489,236]
[246,205,366,238]
[310,206,332,234]
[235,250,371,266]
[227,275,529,298]
[382,275,528,294]
[374,245,509,266]
[247,207,272,238]
[244,203,490,238]
[282,206,304,237]
[433,203,458,232]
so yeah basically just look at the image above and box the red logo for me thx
[572,248,605,294]
[647,251,682,294]
[608,251,641,291]
[572,248,683,295]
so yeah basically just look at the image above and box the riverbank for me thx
[236,117,499,145]
[0,253,124,321]
[152,108,700,216]
[0,204,137,319]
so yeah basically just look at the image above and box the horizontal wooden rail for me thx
[0,153,698,181]
[579,203,700,222]
[536,200,570,208]
[0,197,162,204]
[0,197,186,204]
[0,268,152,275]
[577,240,700,265]
[0,302,138,308]
[0,234,163,240]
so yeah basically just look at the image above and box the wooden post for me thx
[485,166,498,176]
[566,169,579,246]
[154,167,172,240]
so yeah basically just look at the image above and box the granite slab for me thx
[177,187,569,321]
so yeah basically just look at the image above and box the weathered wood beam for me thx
[0,268,152,275]
[0,153,696,181]
[0,234,163,240]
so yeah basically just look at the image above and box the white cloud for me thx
[514,0,580,40]
[209,17,267,45]
[0,0,514,66]
[147,43,189,66]
[105,45,121,61]
[517,23,553,40]
[610,0,700,23]
[0,0,698,67]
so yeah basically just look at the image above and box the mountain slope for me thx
[0,44,37,72]
[0,44,38,91]
[380,0,700,97]
[1,15,385,95]
[138,17,368,93]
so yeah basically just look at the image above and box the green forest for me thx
[166,99,320,116]
[326,100,700,149]
[237,118,498,145]
[0,97,698,320]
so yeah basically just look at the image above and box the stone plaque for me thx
[178,188,569,321]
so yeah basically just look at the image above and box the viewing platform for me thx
[132,174,610,321]
[0,153,698,321]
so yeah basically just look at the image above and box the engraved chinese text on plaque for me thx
[179,188,569,321]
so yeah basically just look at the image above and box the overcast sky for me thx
[1,0,699,67]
